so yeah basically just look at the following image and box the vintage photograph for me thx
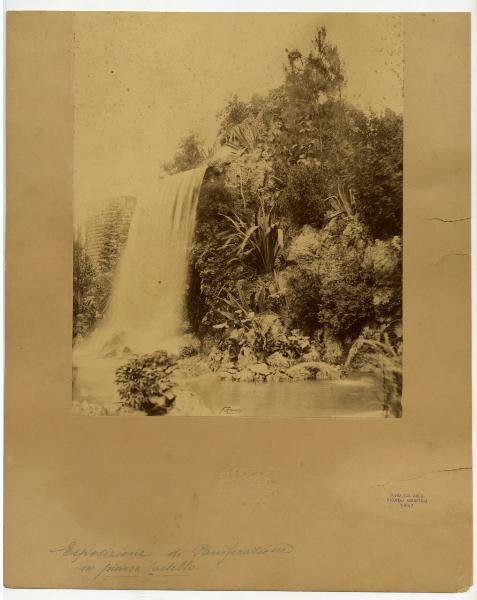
[72,13,403,418]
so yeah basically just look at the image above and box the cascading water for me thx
[83,165,207,355]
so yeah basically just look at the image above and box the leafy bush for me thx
[115,351,177,415]
[319,278,374,340]
[195,181,236,233]
[282,164,330,228]
[175,25,402,371]
[284,218,375,341]
[351,110,403,239]
[286,268,323,335]
[220,198,284,274]
[217,94,255,141]
[73,236,99,339]
[185,181,246,336]
[213,284,310,362]
[73,200,134,342]
[345,332,402,417]
[179,344,199,358]
[186,233,247,338]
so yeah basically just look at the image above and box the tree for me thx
[163,132,206,175]
[350,109,403,239]
[216,94,252,141]
[273,27,347,168]
[73,236,98,339]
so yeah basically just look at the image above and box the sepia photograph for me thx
[72,13,403,418]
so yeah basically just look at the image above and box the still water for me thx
[187,376,384,418]
[73,354,384,418]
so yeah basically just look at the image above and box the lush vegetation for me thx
[180,26,403,413]
[73,235,99,339]
[73,204,132,340]
[115,351,177,415]
[75,26,403,416]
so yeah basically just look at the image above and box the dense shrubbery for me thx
[283,218,374,343]
[220,200,284,275]
[351,110,403,239]
[73,202,133,341]
[73,236,99,339]
[213,288,311,364]
[282,164,330,228]
[185,180,249,336]
[315,219,374,339]
[180,26,402,372]
[286,268,323,335]
[81,24,401,397]
[114,351,177,415]
[71,24,402,420]
[194,180,237,229]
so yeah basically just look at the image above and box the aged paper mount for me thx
[4,11,472,592]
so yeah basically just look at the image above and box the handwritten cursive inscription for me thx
[50,541,151,563]
[192,543,294,565]
[49,540,294,580]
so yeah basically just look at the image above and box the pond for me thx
[73,354,384,418]
[186,376,384,418]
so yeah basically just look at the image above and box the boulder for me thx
[150,395,168,409]
[364,237,401,283]
[266,352,290,368]
[207,346,224,371]
[179,333,201,356]
[237,368,256,383]
[72,399,108,416]
[171,355,211,381]
[286,361,340,381]
[299,348,321,362]
[267,370,291,382]
[237,346,256,370]
[274,268,294,295]
[219,371,234,381]
[285,364,314,381]
[168,388,212,416]
[249,363,270,376]
[164,391,176,403]
[287,225,322,266]
[99,332,125,357]
[373,286,397,316]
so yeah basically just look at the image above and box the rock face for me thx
[171,355,211,381]
[266,352,291,368]
[300,348,321,362]
[364,237,402,322]
[372,287,395,312]
[249,363,270,376]
[179,334,201,357]
[322,328,344,365]
[286,225,322,268]
[364,237,401,283]
[237,346,256,370]
[286,361,341,381]
[72,399,146,417]
[168,388,212,416]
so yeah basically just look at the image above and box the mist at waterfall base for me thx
[79,165,208,357]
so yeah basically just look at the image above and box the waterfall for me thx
[84,165,207,355]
